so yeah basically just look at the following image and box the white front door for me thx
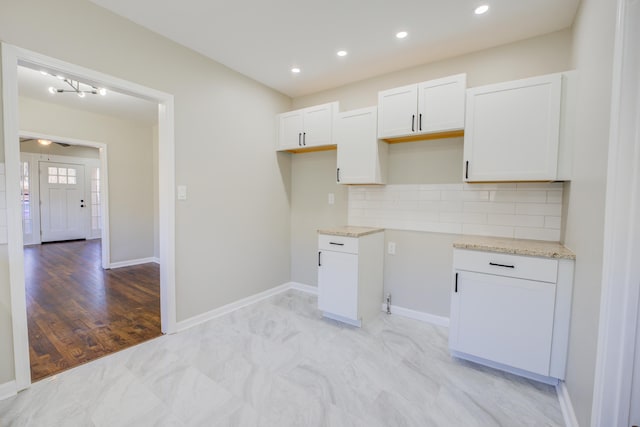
[39,161,87,242]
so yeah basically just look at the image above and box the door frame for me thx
[20,131,111,268]
[1,43,177,391]
[591,0,640,425]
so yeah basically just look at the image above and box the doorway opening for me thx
[17,131,161,381]
[2,43,177,392]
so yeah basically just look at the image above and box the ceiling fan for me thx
[20,138,71,148]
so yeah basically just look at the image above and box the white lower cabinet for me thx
[449,249,574,381]
[317,230,384,326]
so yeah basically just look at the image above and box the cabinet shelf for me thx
[383,129,464,144]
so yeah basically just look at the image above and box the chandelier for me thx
[44,72,107,98]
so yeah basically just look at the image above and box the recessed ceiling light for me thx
[396,31,408,39]
[40,70,48,76]
[291,67,301,74]
[48,87,57,94]
[337,50,348,57]
[474,4,489,14]
[98,88,107,96]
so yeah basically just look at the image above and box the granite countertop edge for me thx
[453,236,576,260]
[318,226,385,238]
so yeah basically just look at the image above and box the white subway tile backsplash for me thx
[547,191,563,203]
[515,227,561,241]
[515,202,562,216]
[463,223,515,238]
[441,190,489,201]
[488,214,545,228]
[419,190,441,201]
[490,190,548,203]
[544,216,562,230]
[348,182,563,241]
[464,201,516,214]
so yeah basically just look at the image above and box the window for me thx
[91,167,101,232]
[20,161,32,235]
[47,166,77,185]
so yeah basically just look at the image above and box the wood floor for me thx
[25,239,161,382]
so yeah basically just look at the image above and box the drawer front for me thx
[319,234,359,254]
[454,249,558,283]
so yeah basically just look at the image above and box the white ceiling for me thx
[18,66,158,125]
[90,0,580,97]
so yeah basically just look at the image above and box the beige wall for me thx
[0,0,292,384]
[563,0,617,425]
[19,96,155,263]
[289,30,573,317]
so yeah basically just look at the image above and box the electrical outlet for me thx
[388,242,396,255]
[328,193,335,205]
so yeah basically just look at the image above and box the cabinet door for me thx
[463,74,562,181]
[417,74,466,134]
[449,271,555,376]
[377,84,418,139]
[302,103,334,148]
[336,107,386,184]
[277,110,303,150]
[318,250,358,320]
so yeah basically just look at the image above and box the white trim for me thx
[109,257,158,269]
[451,350,559,385]
[152,257,160,264]
[557,381,580,427]
[591,0,640,426]
[0,381,17,401]
[381,303,450,327]
[176,283,291,332]
[289,282,318,295]
[1,43,177,391]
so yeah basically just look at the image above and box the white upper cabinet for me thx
[277,102,338,151]
[378,73,466,140]
[336,107,387,185]
[463,73,567,182]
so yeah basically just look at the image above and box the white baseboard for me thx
[0,381,16,401]
[451,350,559,386]
[288,282,318,295]
[556,381,579,427]
[152,257,160,264]
[176,283,292,332]
[381,303,450,327]
[109,257,157,269]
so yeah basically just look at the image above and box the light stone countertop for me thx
[317,226,384,238]
[453,235,576,260]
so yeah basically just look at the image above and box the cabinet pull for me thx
[465,161,469,180]
[337,168,340,182]
[329,242,344,246]
[455,272,458,293]
[411,114,415,132]
[419,113,422,131]
[318,251,322,266]
[303,132,306,145]
[298,133,302,146]
[489,262,515,269]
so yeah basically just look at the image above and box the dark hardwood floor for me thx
[25,239,161,382]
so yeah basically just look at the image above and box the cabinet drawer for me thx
[454,249,558,283]
[319,234,359,254]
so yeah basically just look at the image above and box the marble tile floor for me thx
[0,290,564,426]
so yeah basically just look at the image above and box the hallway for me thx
[25,240,161,381]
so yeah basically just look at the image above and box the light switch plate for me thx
[177,185,187,201]
[328,193,335,205]
[388,242,396,255]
